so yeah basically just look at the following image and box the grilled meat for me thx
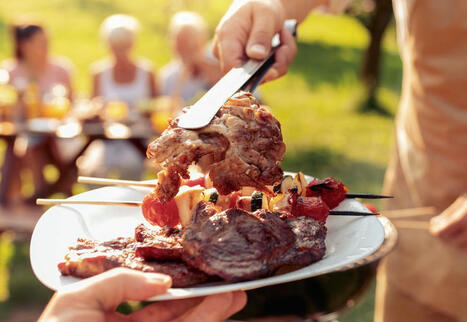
[134,224,183,260]
[58,237,211,287]
[59,201,327,286]
[181,202,296,282]
[147,91,286,202]
[281,216,327,266]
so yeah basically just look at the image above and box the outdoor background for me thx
[0,0,402,321]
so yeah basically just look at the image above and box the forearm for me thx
[281,0,352,22]
[280,0,327,22]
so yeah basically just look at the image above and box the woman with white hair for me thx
[85,15,157,181]
[92,14,158,111]
[159,11,222,104]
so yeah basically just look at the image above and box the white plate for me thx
[30,174,385,301]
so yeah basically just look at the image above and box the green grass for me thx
[0,0,402,320]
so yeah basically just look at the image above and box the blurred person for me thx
[92,14,158,115]
[212,0,467,321]
[3,21,73,100]
[159,11,223,105]
[1,21,73,201]
[39,268,246,322]
[86,14,158,181]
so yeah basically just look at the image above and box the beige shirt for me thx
[382,0,467,318]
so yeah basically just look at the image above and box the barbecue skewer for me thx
[77,176,155,188]
[36,199,141,207]
[346,193,393,199]
[392,220,430,230]
[36,199,378,216]
[77,176,393,200]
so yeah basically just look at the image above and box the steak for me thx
[147,91,286,202]
[59,204,327,287]
[134,224,183,260]
[281,216,327,266]
[181,202,296,282]
[58,237,211,287]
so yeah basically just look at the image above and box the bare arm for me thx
[149,70,159,98]
[91,72,100,99]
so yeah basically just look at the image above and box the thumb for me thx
[246,11,281,60]
[74,268,172,311]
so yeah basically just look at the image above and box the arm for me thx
[149,70,159,98]
[91,72,101,99]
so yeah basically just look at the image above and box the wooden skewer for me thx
[384,206,437,219]
[36,199,376,216]
[77,176,155,188]
[36,199,141,207]
[78,176,393,200]
[329,210,378,216]
[392,220,430,230]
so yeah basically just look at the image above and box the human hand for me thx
[39,268,247,322]
[213,0,297,82]
[430,194,467,250]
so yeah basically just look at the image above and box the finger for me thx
[225,291,248,317]
[430,216,463,239]
[262,28,297,83]
[178,292,243,322]
[128,296,204,321]
[215,18,248,73]
[246,1,284,60]
[246,14,277,60]
[74,268,171,311]
[217,35,245,73]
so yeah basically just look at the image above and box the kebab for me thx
[51,91,386,286]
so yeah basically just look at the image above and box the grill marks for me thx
[147,91,285,202]
[59,202,326,286]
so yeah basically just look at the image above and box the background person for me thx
[92,14,158,115]
[1,20,73,201]
[4,22,73,101]
[159,11,222,105]
[213,0,467,321]
[39,268,247,322]
[86,14,158,180]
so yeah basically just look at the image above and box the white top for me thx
[98,60,152,108]
[159,60,211,104]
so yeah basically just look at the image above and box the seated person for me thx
[1,20,73,201]
[159,12,222,105]
[3,21,73,104]
[92,14,158,118]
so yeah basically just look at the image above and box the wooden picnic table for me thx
[0,119,158,207]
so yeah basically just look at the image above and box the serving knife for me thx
[177,19,297,130]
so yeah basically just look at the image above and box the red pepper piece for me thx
[291,195,330,222]
[305,177,348,209]
[142,192,180,227]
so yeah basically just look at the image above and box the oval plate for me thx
[30,173,385,301]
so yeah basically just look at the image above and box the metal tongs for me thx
[177,19,298,129]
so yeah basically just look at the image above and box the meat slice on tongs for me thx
[147,91,286,203]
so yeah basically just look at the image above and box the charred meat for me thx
[147,91,286,202]
[134,224,183,260]
[182,202,296,282]
[58,237,211,287]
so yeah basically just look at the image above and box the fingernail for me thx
[248,44,267,56]
[146,273,172,285]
